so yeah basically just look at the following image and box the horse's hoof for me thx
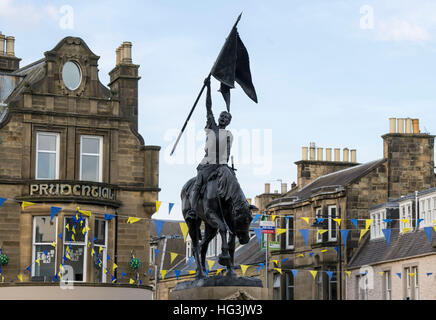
[218,254,231,266]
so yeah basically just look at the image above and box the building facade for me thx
[347,188,436,300]
[0,33,159,298]
[262,118,436,300]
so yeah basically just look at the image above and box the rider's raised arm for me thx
[204,76,217,129]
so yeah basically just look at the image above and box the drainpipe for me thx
[114,212,118,279]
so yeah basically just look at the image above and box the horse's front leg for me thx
[225,233,237,277]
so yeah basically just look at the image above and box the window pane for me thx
[82,137,100,154]
[81,155,99,181]
[38,134,57,151]
[94,220,106,246]
[37,152,56,179]
[35,216,56,243]
[33,245,56,280]
[63,245,84,281]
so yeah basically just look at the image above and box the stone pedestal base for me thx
[169,275,266,300]
[169,286,267,300]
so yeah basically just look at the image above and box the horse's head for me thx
[233,203,257,244]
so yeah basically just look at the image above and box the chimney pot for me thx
[0,33,5,55]
[397,118,405,134]
[302,146,308,161]
[309,142,316,161]
[334,148,340,162]
[351,149,357,163]
[116,46,121,65]
[405,118,412,134]
[343,148,349,162]
[122,41,132,64]
[326,148,332,161]
[389,118,396,134]
[265,183,270,194]
[281,183,287,194]
[317,148,323,161]
[5,36,14,56]
[412,119,420,134]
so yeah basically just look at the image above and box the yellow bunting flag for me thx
[82,226,90,235]
[240,265,249,276]
[17,274,23,282]
[179,222,189,242]
[365,219,373,230]
[129,278,135,284]
[79,210,92,217]
[207,260,215,270]
[317,229,328,235]
[402,227,412,234]
[400,219,410,224]
[321,249,328,253]
[113,263,118,271]
[409,273,416,277]
[189,270,196,275]
[99,246,103,254]
[66,253,71,261]
[66,224,70,231]
[345,271,351,278]
[170,252,178,263]
[161,270,167,280]
[333,218,342,226]
[276,228,287,236]
[91,249,95,257]
[71,234,75,241]
[216,268,224,275]
[271,260,278,266]
[66,246,70,253]
[72,226,76,234]
[359,229,369,241]
[274,268,283,275]
[35,259,40,266]
[51,241,56,248]
[155,201,162,212]
[104,268,108,275]
[272,215,278,222]
[378,272,384,276]
[297,254,304,258]
[127,217,141,224]
[309,270,318,279]
[301,217,310,224]
[21,201,35,210]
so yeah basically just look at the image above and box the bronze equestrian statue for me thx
[180,76,257,279]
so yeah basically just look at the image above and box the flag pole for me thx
[169,13,243,156]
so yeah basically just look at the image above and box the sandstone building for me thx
[0,33,160,299]
[263,118,436,300]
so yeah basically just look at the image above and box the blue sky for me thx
[2,0,436,221]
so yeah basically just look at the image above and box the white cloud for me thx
[0,0,59,29]
[375,18,431,43]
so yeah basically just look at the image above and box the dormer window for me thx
[62,61,82,91]
[370,209,386,239]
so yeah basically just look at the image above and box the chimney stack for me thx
[0,33,20,72]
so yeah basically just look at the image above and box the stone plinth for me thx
[169,275,266,300]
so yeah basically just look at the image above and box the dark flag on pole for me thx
[211,14,257,111]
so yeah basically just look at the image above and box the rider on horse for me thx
[186,76,234,223]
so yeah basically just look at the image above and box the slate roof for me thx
[348,218,436,269]
[268,158,386,208]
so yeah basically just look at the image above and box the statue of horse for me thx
[181,165,257,278]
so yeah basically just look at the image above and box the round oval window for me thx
[62,61,82,91]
